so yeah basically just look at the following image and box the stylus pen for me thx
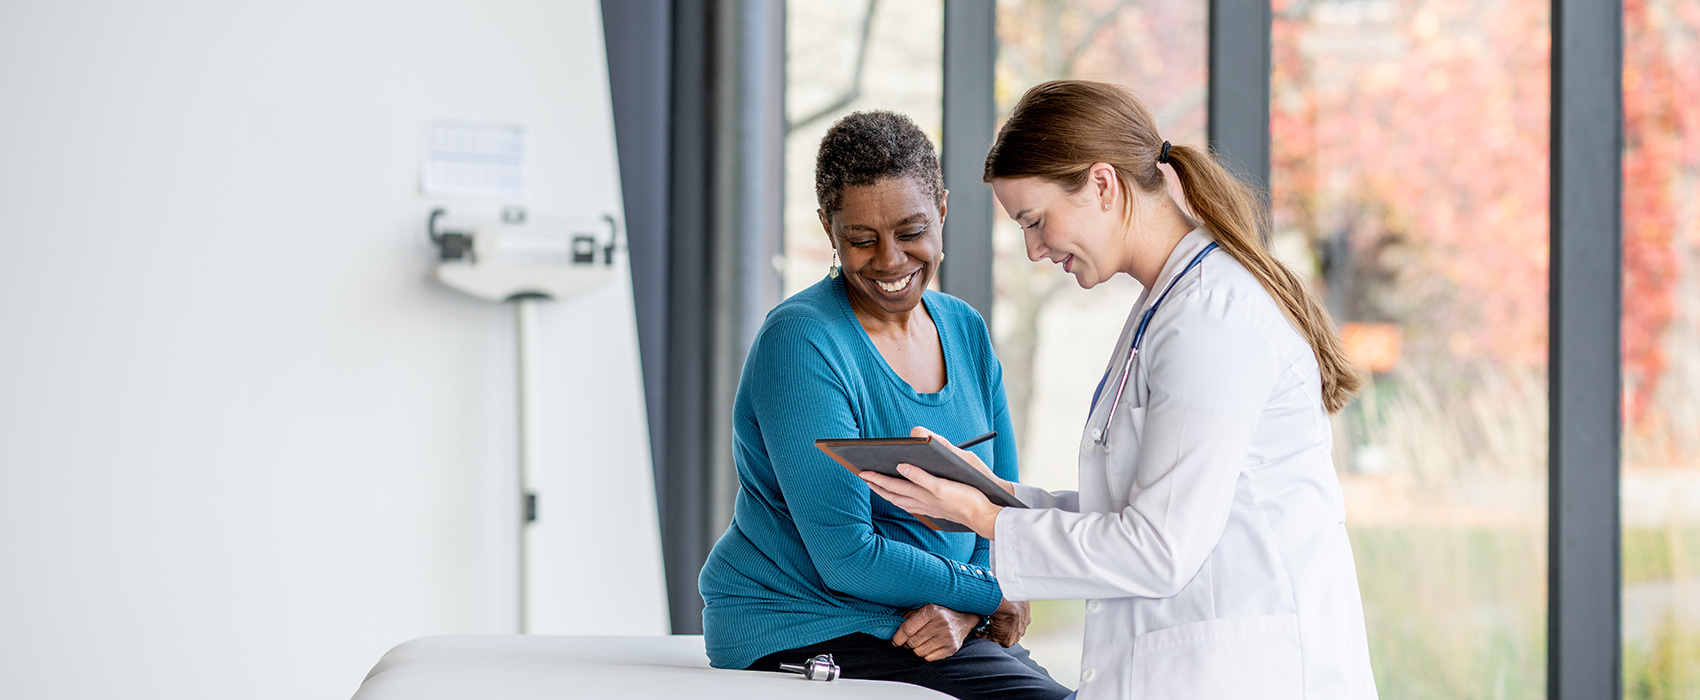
[955,431,997,450]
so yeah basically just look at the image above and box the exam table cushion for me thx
[351,634,950,699]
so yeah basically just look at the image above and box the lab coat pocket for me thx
[1102,406,1146,507]
[1130,613,1303,700]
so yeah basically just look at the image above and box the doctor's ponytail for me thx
[986,80,1362,413]
[1163,143,1363,413]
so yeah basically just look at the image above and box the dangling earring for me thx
[829,251,840,279]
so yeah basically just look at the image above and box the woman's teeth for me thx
[876,273,913,293]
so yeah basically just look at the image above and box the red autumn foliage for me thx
[1273,0,1698,426]
[1623,0,1699,425]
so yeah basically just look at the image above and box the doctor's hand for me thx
[910,426,1013,494]
[978,599,1031,647]
[893,604,980,662]
[860,431,1005,540]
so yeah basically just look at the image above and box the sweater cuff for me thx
[939,555,1005,616]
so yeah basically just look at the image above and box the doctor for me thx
[861,80,1380,700]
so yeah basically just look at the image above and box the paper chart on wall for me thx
[422,121,527,199]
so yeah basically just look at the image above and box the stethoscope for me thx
[780,654,840,681]
[1092,242,1219,451]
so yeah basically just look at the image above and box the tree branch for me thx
[787,0,881,133]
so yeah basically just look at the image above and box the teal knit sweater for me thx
[698,274,1017,669]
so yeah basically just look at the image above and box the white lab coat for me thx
[992,229,1379,700]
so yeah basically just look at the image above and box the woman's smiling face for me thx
[823,176,946,317]
[991,175,1124,289]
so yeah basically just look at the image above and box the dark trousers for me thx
[747,633,1073,700]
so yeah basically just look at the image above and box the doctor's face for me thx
[821,176,947,318]
[992,175,1125,289]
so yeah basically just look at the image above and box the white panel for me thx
[0,1,665,699]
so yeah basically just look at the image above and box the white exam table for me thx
[351,634,950,699]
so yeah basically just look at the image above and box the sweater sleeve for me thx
[748,318,1004,616]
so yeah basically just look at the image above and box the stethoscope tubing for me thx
[1095,242,1220,448]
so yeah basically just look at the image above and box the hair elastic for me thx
[1158,141,1172,164]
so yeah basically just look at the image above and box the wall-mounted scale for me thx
[428,207,621,633]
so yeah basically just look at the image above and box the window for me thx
[1272,1,1551,696]
[1621,1,1700,696]
[784,0,944,297]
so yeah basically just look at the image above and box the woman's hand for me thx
[978,599,1031,647]
[893,604,980,662]
[859,427,1005,540]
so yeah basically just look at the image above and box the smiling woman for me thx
[696,111,1071,700]
[827,175,947,392]
[807,112,953,402]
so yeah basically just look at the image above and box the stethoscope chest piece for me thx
[780,653,841,681]
[1083,427,1115,453]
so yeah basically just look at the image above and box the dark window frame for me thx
[612,10,1627,687]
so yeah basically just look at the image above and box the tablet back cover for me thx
[814,436,1027,532]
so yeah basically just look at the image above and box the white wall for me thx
[0,1,667,698]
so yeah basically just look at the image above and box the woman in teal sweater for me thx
[698,111,1069,700]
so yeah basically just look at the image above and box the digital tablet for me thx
[814,435,1028,532]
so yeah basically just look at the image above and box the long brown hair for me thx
[985,80,1362,413]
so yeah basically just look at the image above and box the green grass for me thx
[1624,526,1700,584]
[1025,599,1082,635]
[1350,526,1548,700]
[1626,615,1700,700]
[1351,525,1700,700]
[1020,524,1700,698]
[1623,524,1700,700]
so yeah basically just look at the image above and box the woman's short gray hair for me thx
[814,110,944,221]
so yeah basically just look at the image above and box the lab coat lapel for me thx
[1079,288,1146,514]
[1081,227,1214,429]
[1077,228,1216,514]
